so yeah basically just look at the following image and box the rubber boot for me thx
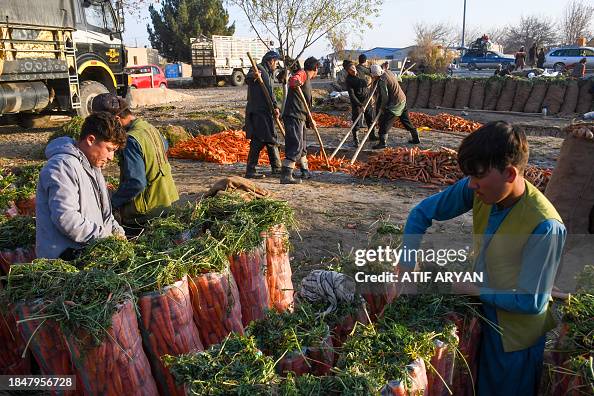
[280,166,302,184]
[351,130,360,148]
[372,135,387,150]
[270,167,282,176]
[245,143,265,179]
[267,145,282,176]
[298,157,312,179]
[369,129,379,141]
[408,128,421,144]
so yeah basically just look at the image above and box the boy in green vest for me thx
[402,121,566,395]
[92,94,179,236]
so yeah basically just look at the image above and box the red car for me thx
[125,65,168,89]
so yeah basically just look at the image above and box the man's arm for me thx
[479,220,566,314]
[288,70,307,88]
[44,162,107,243]
[111,137,147,209]
[401,177,474,269]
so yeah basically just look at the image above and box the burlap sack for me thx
[454,79,474,109]
[496,79,518,111]
[511,80,533,112]
[441,79,459,108]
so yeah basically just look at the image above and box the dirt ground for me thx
[0,84,581,288]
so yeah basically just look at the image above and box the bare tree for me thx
[414,22,458,48]
[503,15,559,53]
[230,0,381,65]
[327,27,348,57]
[561,0,593,45]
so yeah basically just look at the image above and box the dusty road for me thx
[0,84,578,287]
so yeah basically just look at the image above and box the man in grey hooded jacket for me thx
[36,112,127,259]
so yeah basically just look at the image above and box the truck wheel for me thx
[230,70,245,86]
[77,80,110,118]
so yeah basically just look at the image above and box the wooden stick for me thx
[402,63,416,75]
[398,57,408,76]
[247,52,285,138]
[350,111,382,164]
[329,82,378,160]
[295,85,330,168]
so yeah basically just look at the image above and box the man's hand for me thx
[274,108,280,118]
[253,68,262,81]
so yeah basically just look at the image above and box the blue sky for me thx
[123,0,575,57]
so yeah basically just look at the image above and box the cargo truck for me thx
[0,0,127,126]
[190,35,273,87]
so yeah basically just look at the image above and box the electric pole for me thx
[461,0,467,48]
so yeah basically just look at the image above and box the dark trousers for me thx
[378,107,419,142]
[283,116,307,165]
[246,137,281,171]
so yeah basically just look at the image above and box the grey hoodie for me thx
[36,137,124,259]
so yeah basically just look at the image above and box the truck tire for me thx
[77,80,110,118]
[230,70,245,86]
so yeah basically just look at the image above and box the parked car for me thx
[544,46,594,72]
[458,50,514,70]
[125,65,168,89]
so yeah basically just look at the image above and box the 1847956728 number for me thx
[0,375,76,390]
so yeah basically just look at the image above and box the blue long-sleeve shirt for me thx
[402,177,566,315]
[111,134,169,209]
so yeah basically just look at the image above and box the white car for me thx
[544,46,594,72]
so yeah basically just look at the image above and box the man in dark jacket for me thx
[92,94,179,237]
[244,51,283,178]
[356,54,372,87]
[344,60,378,146]
[371,64,420,149]
[281,57,319,184]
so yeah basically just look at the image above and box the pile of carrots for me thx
[311,113,351,128]
[395,112,483,133]
[354,147,462,185]
[168,130,357,172]
[169,130,551,190]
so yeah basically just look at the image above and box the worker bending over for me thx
[370,64,420,149]
[344,60,378,147]
[402,121,566,396]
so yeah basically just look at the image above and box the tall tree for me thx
[561,0,593,45]
[147,0,235,62]
[230,0,380,65]
[502,15,558,53]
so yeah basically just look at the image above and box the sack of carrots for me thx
[0,216,36,275]
[0,284,31,375]
[13,299,81,394]
[137,276,204,396]
[247,306,335,377]
[261,224,295,312]
[229,243,271,326]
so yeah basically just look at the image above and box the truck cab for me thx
[0,0,127,122]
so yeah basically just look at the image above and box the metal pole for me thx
[461,0,467,48]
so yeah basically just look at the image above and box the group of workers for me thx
[244,51,567,396]
[244,52,421,183]
[33,50,567,396]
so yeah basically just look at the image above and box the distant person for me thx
[243,50,283,179]
[528,43,537,67]
[356,54,372,86]
[344,60,379,147]
[381,61,389,71]
[494,64,503,76]
[370,64,420,149]
[36,112,126,259]
[281,57,319,184]
[537,48,546,69]
[515,47,527,71]
[572,58,587,79]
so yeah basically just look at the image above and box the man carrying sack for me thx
[344,60,378,147]
[281,57,319,185]
[370,64,420,149]
[401,121,566,395]
[244,51,283,179]
[92,94,179,236]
